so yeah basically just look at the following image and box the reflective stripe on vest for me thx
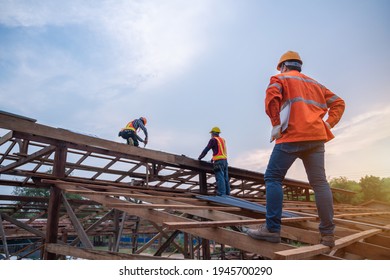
[212,137,227,161]
[125,121,136,132]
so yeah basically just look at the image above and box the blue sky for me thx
[1,0,389,182]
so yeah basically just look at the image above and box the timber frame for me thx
[0,110,389,260]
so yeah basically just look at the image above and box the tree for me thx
[360,175,385,202]
[330,177,363,205]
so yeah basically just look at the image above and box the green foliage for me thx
[360,175,390,202]
[330,175,390,205]
[12,186,83,200]
[330,177,363,205]
[13,187,49,197]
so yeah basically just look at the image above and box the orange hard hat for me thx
[277,51,303,70]
[140,117,147,125]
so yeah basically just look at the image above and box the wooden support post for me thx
[108,236,113,251]
[145,162,149,187]
[0,214,10,260]
[44,144,66,260]
[201,238,211,260]
[220,243,225,260]
[183,232,189,259]
[132,218,140,254]
[114,212,126,252]
[199,172,207,195]
[305,188,310,201]
[112,209,120,251]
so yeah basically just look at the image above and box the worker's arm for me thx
[198,138,215,160]
[265,76,283,126]
[324,88,345,128]
[138,121,148,139]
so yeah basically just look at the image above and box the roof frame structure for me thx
[0,111,389,260]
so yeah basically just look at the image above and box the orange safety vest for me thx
[212,137,228,161]
[265,70,345,143]
[124,120,137,132]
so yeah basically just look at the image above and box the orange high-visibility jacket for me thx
[265,70,345,143]
[212,137,228,161]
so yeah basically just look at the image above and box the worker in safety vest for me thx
[118,117,148,147]
[198,127,230,196]
[246,51,345,247]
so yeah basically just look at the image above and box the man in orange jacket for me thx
[247,51,345,246]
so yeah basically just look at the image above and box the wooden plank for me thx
[274,228,382,260]
[0,145,56,173]
[106,203,241,211]
[344,241,390,259]
[45,243,177,260]
[0,131,13,146]
[163,216,318,229]
[63,189,195,201]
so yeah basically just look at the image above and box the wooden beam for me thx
[113,211,126,252]
[0,131,13,146]
[0,145,56,173]
[0,213,46,238]
[106,203,241,211]
[61,193,93,249]
[274,228,382,260]
[154,230,180,256]
[344,241,390,260]
[45,243,178,260]
[135,231,164,254]
[69,209,114,246]
[163,216,318,229]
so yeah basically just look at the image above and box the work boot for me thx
[246,224,281,243]
[320,234,335,247]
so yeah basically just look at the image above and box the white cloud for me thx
[230,147,271,173]
[0,0,221,91]
[328,105,390,155]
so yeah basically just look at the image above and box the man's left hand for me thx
[270,124,282,142]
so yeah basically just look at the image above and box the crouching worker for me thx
[118,117,148,147]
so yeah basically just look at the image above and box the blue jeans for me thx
[265,141,335,235]
[214,159,231,196]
